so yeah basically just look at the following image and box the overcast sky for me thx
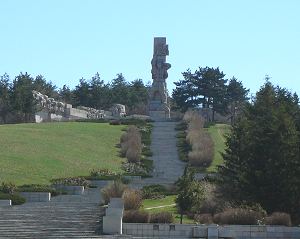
[0,0,299,96]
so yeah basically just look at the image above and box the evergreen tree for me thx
[33,75,57,98]
[172,70,198,112]
[89,73,111,109]
[226,77,249,124]
[218,81,300,218]
[59,84,74,104]
[110,73,130,106]
[128,79,148,114]
[0,73,11,123]
[10,72,35,122]
[172,67,228,120]
[73,78,91,107]
[176,168,205,223]
[193,67,227,121]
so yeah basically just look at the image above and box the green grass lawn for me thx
[0,122,125,185]
[206,124,231,172]
[142,195,195,224]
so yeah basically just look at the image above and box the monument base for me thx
[149,110,170,121]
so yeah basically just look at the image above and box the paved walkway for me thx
[145,203,176,210]
[150,121,185,181]
[131,121,186,188]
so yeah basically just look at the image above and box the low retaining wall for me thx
[20,192,51,202]
[0,200,12,206]
[123,175,142,182]
[90,180,113,188]
[122,223,300,238]
[54,185,84,195]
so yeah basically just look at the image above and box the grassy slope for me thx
[206,124,231,172]
[142,195,194,224]
[0,122,125,185]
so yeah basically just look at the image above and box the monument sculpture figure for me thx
[149,37,171,120]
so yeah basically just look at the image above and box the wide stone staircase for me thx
[0,187,104,238]
[131,121,185,189]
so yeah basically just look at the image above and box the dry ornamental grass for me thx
[184,111,214,167]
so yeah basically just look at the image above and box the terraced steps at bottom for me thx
[0,202,104,238]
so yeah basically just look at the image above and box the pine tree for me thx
[226,77,249,124]
[10,72,35,122]
[218,81,300,218]
[176,168,205,223]
[0,73,11,123]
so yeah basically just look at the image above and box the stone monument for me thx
[148,37,171,120]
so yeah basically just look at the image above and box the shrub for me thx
[149,212,174,223]
[188,131,214,167]
[0,192,26,205]
[9,193,26,205]
[119,125,142,163]
[120,132,129,144]
[126,146,141,163]
[198,200,218,215]
[101,180,127,204]
[183,111,214,168]
[120,118,147,126]
[123,210,149,223]
[193,181,221,215]
[183,110,198,123]
[122,189,142,210]
[239,203,267,218]
[109,120,121,125]
[120,141,129,157]
[142,184,168,199]
[17,184,62,196]
[265,212,292,226]
[1,182,16,194]
[194,214,213,224]
[90,169,118,178]
[122,162,148,175]
[213,208,263,225]
[51,177,90,187]
[142,147,153,157]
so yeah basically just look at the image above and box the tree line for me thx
[172,67,249,123]
[174,79,300,224]
[218,80,300,222]
[0,72,149,123]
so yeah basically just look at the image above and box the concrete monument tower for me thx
[148,37,171,120]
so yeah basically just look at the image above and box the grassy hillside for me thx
[0,122,125,185]
[206,124,231,172]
